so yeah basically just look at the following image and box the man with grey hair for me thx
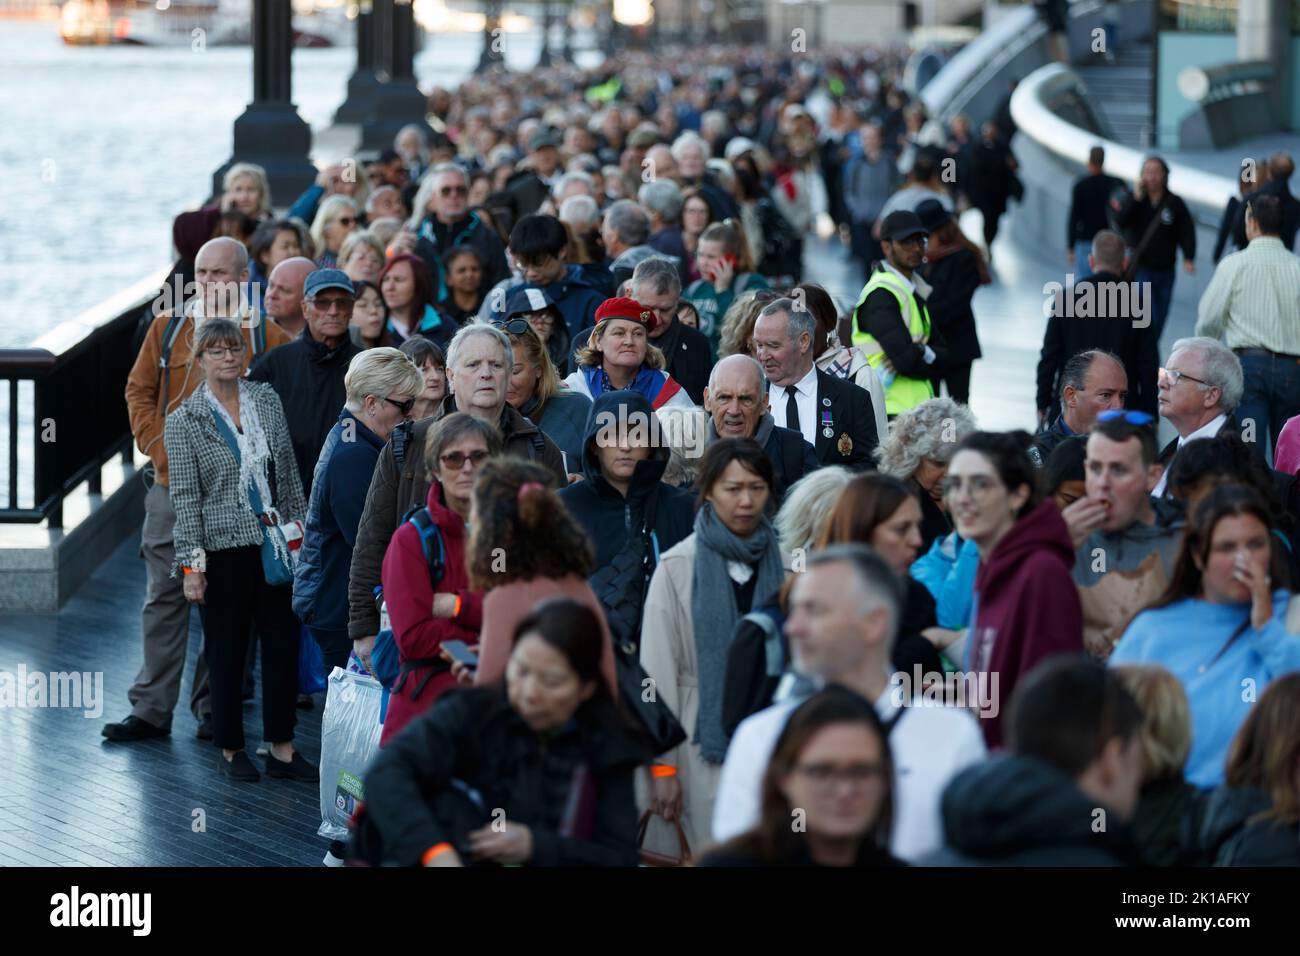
[1152,336,1243,495]
[630,256,710,402]
[671,131,739,220]
[713,544,986,861]
[551,170,595,206]
[639,179,689,285]
[601,199,659,291]
[108,237,292,743]
[400,162,509,302]
[347,323,566,668]
[752,297,878,468]
[703,354,818,504]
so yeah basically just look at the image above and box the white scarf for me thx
[205,380,278,526]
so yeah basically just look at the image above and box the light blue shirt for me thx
[1109,591,1300,788]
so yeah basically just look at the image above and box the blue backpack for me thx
[372,505,449,700]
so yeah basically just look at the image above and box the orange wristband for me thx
[182,566,196,575]
[421,842,454,866]
[451,594,462,618]
[651,764,677,778]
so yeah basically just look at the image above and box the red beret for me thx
[594,296,658,334]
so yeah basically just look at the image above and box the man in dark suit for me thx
[1232,152,1300,252]
[1037,230,1160,422]
[704,354,819,505]
[752,296,878,470]
[629,256,711,405]
[1066,146,1125,278]
[1152,337,1243,496]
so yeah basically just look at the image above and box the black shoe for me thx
[102,716,170,742]
[296,694,315,711]
[218,750,260,782]
[196,716,213,740]
[265,751,319,782]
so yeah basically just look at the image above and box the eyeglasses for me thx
[794,761,886,790]
[942,475,1002,499]
[891,235,928,247]
[439,449,490,470]
[381,396,416,416]
[1097,410,1155,426]
[203,346,246,359]
[440,186,469,197]
[1159,367,1211,389]
[335,217,358,227]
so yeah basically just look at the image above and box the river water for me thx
[0,19,565,348]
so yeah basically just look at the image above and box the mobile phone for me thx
[442,640,479,668]
[724,253,737,268]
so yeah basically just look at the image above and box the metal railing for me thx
[0,270,167,528]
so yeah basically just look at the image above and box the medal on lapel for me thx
[821,409,834,439]
[837,433,853,456]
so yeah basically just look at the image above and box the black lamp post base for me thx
[360,81,431,152]
[334,71,379,125]
[213,103,317,209]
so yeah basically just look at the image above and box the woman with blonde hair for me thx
[774,466,853,563]
[684,219,770,357]
[222,162,273,220]
[499,314,591,468]
[294,348,423,675]
[311,195,361,269]
[717,288,778,360]
[339,230,386,286]
[1111,664,1201,865]
[563,297,694,410]
[876,397,978,552]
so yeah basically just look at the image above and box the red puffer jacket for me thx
[379,480,483,746]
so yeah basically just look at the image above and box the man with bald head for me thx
[263,256,315,337]
[704,353,819,505]
[111,237,291,743]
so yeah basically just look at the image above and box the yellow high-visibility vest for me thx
[852,267,934,415]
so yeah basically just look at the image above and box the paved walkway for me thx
[0,533,326,867]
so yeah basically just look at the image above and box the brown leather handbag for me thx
[637,810,693,867]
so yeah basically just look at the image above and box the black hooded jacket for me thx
[923,755,1143,866]
[557,390,695,571]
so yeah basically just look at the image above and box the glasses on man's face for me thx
[794,761,886,791]
[1097,409,1155,426]
[942,474,1001,500]
[893,235,928,248]
[440,186,469,198]
[204,346,246,359]
[1158,367,1210,389]
[311,297,354,314]
[382,396,416,416]
[514,255,555,273]
[440,449,490,471]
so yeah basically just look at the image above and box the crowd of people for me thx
[98,42,1300,868]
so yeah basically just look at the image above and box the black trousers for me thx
[308,626,352,679]
[198,546,298,751]
[931,362,973,406]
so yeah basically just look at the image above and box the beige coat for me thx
[637,533,722,857]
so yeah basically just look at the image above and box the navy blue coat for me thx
[292,409,386,633]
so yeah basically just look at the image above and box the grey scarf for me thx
[691,502,785,762]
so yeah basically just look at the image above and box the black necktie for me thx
[785,385,801,435]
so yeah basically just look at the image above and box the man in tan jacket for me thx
[104,237,291,742]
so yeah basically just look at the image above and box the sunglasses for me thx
[493,318,532,335]
[440,186,469,197]
[336,217,358,227]
[382,396,416,416]
[440,449,490,470]
[1097,410,1154,426]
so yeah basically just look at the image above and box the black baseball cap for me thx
[880,209,929,242]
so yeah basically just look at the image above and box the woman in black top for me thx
[915,198,988,405]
